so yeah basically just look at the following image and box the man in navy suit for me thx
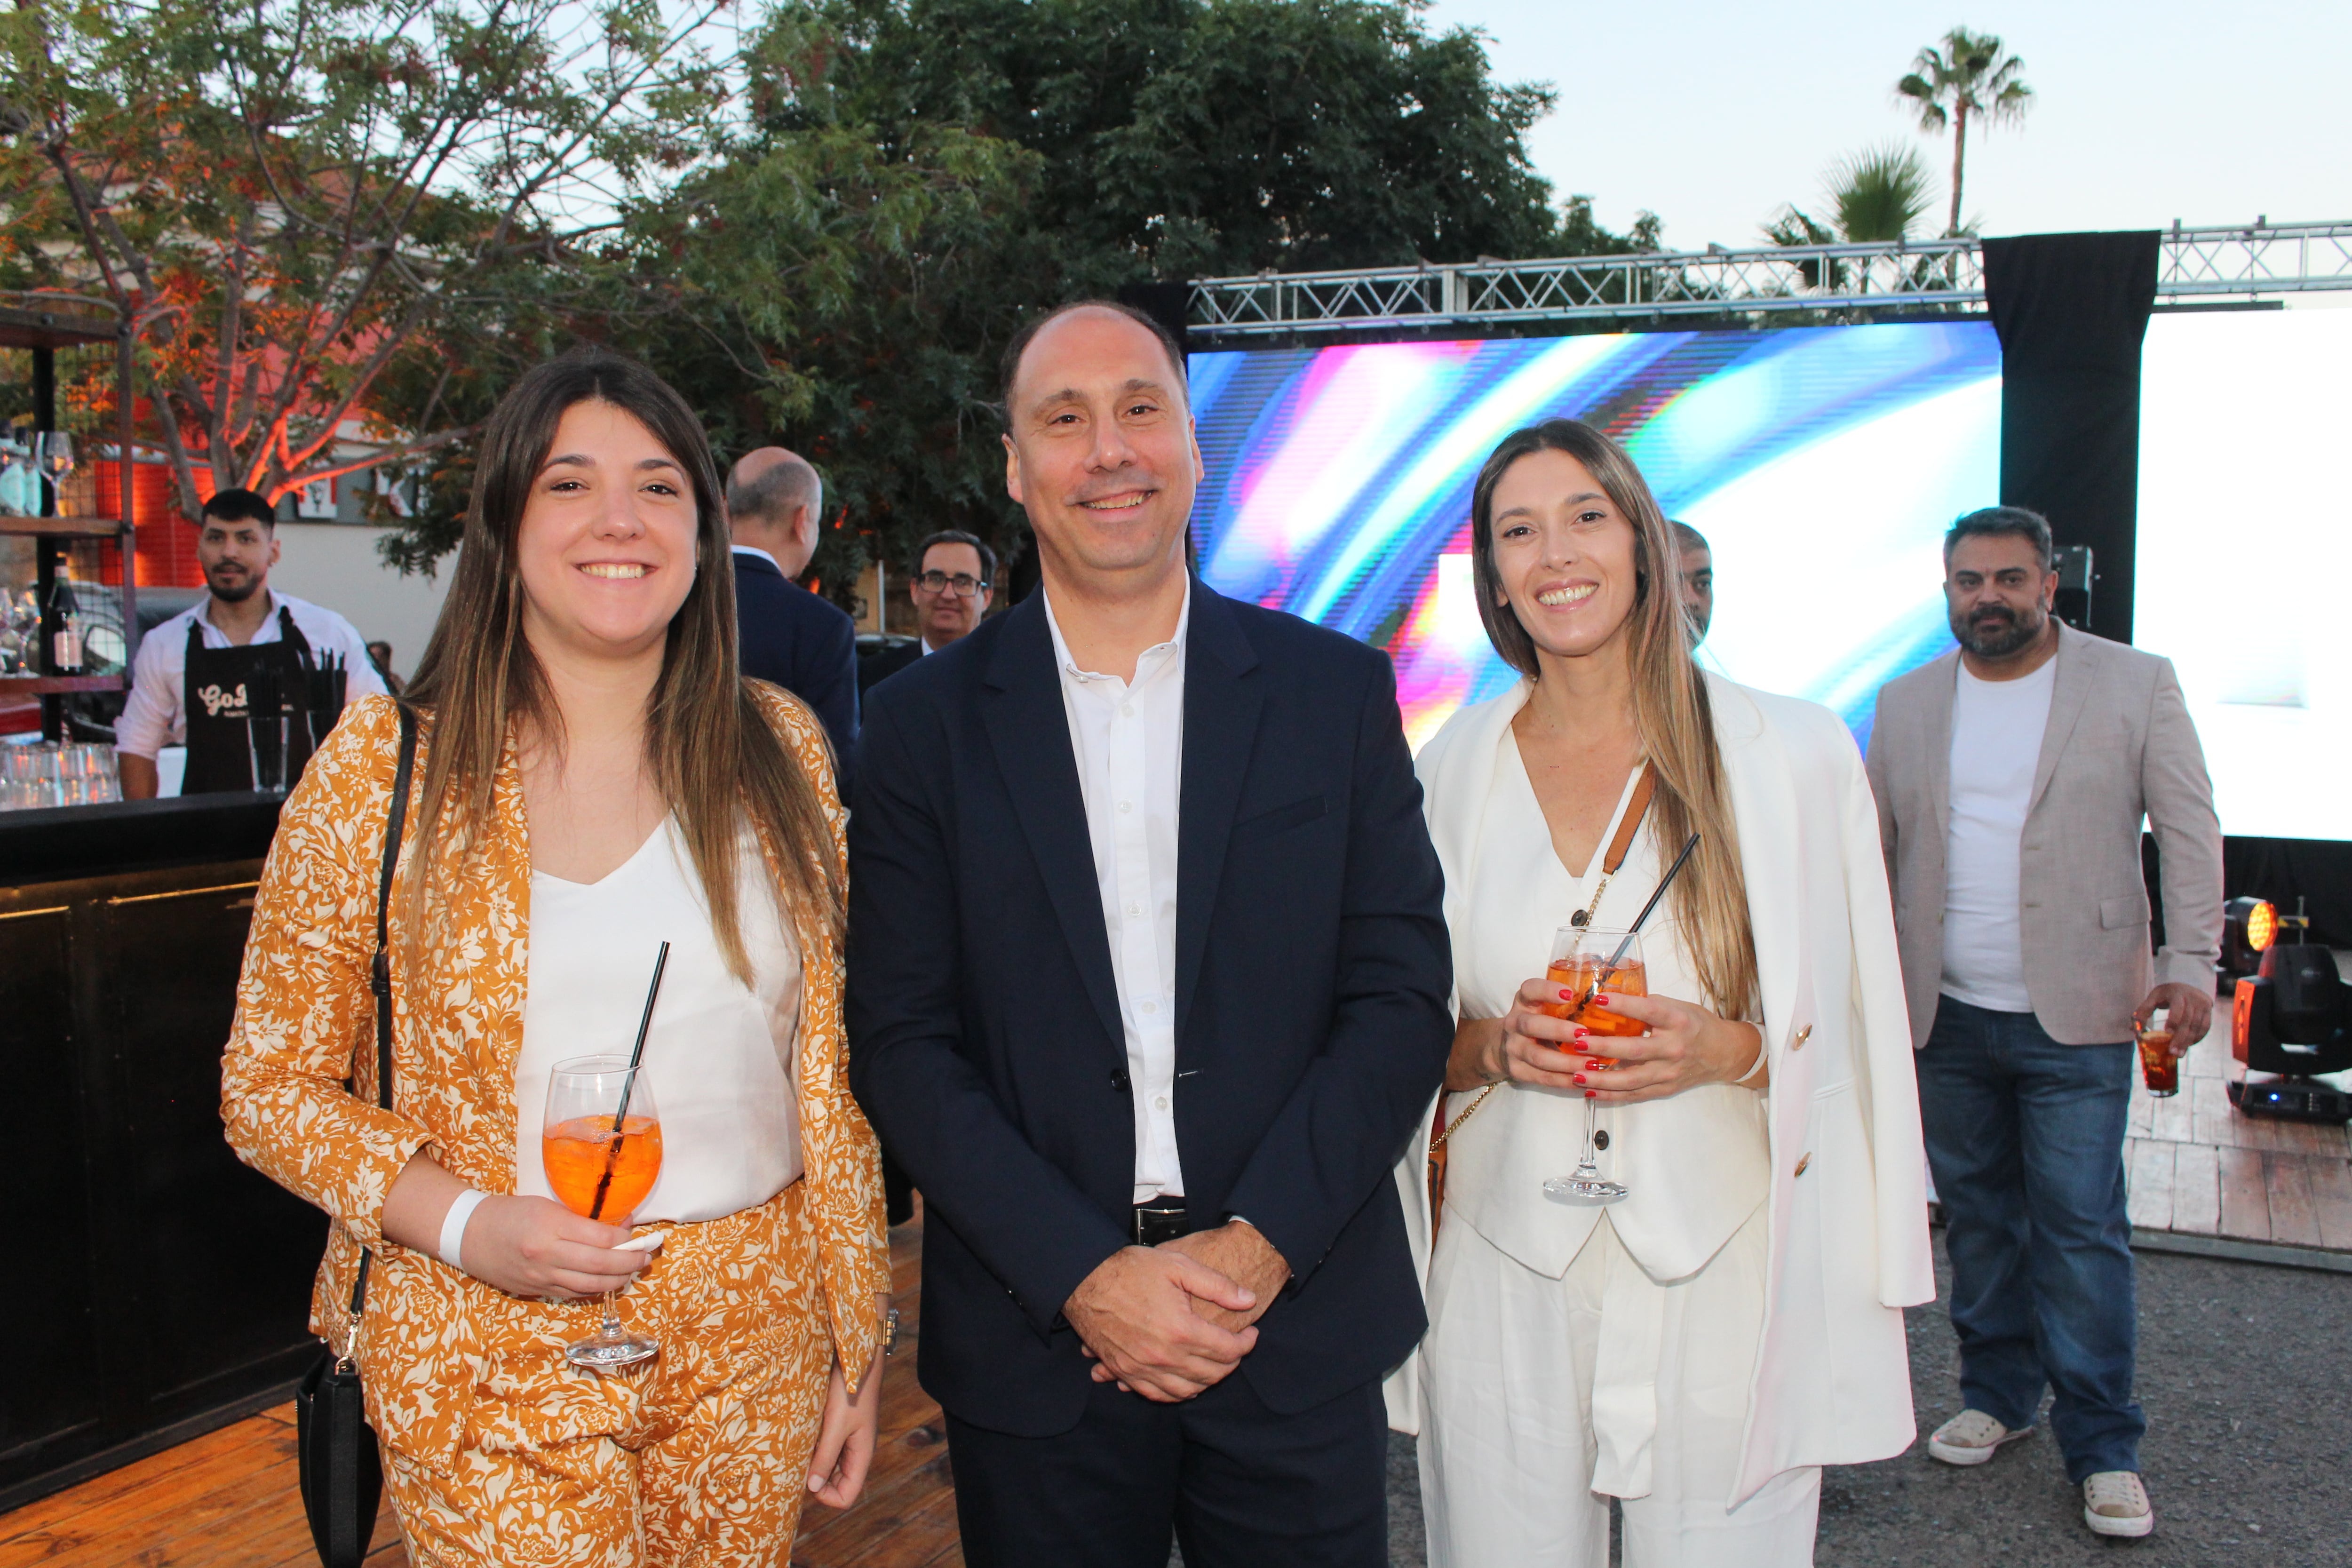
[848,302,1451,1566]
[728,446,858,780]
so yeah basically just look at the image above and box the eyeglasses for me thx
[913,571,990,597]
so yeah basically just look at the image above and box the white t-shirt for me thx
[115,589,385,758]
[1939,653,2059,1012]
[513,816,804,1225]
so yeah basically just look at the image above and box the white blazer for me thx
[1384,673,1936,1504]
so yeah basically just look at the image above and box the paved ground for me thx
[1378,1230,2352,1566]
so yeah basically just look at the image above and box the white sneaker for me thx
[2083,1471,2154,1537]
[1927,1409,2034,1466]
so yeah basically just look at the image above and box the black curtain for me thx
[1982,231,2159,646]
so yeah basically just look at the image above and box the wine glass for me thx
[35,432,75,511]
[1540,925,1646,1205]
[543,1055,665,1370]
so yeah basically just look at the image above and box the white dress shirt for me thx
[1043,581,1190,1203]
[115,589,385,758]
[1940,653,2059,1012]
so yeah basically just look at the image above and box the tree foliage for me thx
[560,0,1645,598]
[0,0,733,518]
[1896,27,2033,236]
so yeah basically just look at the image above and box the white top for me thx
[513,816,804,1224]
[115,589,385,758]
[1940,653,2059,1012]
[1043,580,1190,1203]
[1438,725,1769,1282]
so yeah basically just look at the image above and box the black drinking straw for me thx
[1571,832,1701,1017]
[588,940,671,1221]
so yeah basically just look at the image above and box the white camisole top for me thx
[513,815,804,1225]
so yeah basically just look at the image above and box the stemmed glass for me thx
[35,432,75,513]
[542,1055,665,1370]
[1540,925,1646,1206]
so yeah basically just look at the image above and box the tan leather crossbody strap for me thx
[1602,763,1660,878]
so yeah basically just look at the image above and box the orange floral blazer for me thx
[221,689,890,1466]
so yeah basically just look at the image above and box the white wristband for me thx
[1732,1025,1770,1085]
[438,1188,488,1274]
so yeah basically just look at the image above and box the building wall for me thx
[266,523,453,683]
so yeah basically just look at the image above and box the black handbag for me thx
[294,702,417,1568]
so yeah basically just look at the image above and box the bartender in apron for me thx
[116,487,386,798]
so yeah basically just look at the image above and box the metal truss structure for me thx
[1187,221,2352,339]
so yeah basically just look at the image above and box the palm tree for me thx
[1826,143,1936,242]
[1764,144,1936,292]
[1897,27,2034,235]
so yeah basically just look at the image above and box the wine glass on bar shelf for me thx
[34,432,75,513]
[1539,924,1646,1206]
[543,1055,665,1370]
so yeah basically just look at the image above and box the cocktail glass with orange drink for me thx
[1539,925,1643,1205]
[544,1055,665,1370]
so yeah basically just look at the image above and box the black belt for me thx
[1132,1199,1189,1247]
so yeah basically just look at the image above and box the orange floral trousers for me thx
[383,1181,831,1568]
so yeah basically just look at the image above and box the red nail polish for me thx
[1559,988,1574,1000]
[1584,1059,1601,1070]
[1573,1074,1587,1084]
[1593,994,1611,1008]
[1584,1090,1597,1099]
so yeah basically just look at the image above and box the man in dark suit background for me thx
[728,446,858,781]
[857,528,997,697]
[848,301,1452,1566]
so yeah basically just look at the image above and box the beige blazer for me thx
[1865,622,2223,1047]
[1388,674,1935,1505]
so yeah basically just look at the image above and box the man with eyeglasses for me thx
[858,530,997,696]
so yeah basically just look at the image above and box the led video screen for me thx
[1190,323,2002,752]
[2137,308,2352,842]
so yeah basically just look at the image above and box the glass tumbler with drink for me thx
[2136,1007,2178,1097]
[543,1056,665,1369]
[1539,924,1646,1205]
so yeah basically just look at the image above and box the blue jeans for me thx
[1916,996,2144,1480]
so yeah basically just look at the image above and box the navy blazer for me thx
[847,583,1452,1437]
[733,549,858,791]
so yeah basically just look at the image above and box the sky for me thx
[1418,0,2352,253]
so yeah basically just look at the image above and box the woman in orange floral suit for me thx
[222,348,892,1566]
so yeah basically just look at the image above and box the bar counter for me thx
[0,794,324,1511]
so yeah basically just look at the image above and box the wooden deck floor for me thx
[0,1214,956,1568]
[2124,1025,2352,1249]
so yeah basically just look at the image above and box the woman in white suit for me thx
[1399,419,1933,1565]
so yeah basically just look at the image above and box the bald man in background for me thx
[730,446,859,785]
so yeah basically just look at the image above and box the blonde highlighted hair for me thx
[1468,418,1759,1019]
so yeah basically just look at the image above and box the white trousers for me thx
[1418,1207,1820,1568]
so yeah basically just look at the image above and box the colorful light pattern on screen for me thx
[1189,323,2002,751]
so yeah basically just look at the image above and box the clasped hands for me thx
[1062,1220,1290,1403]
[1442,976,1767,1102]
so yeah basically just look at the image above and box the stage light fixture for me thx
[2228,913,2352,1125]
[2221,896,2276,982]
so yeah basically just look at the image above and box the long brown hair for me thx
[1469,418,1758,1019]
[401,347,843,980]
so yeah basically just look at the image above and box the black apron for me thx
[181,605,320,795]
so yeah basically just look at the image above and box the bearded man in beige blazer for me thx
[1867,506,2222,1544]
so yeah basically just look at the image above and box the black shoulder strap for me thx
[347,702,419,1321]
